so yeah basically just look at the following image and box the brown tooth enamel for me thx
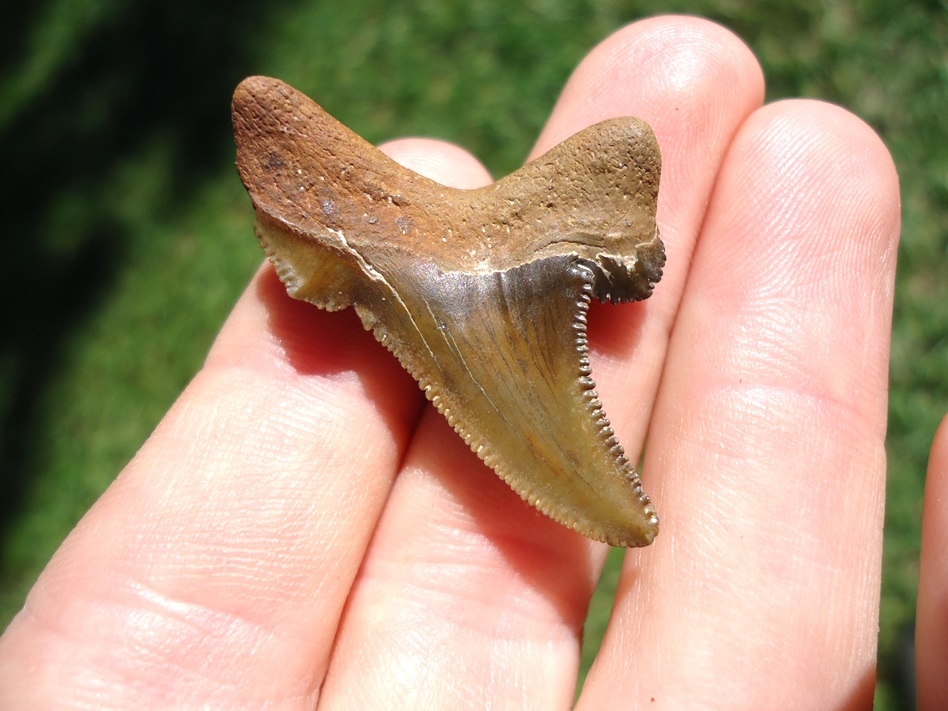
[232,76,665,547]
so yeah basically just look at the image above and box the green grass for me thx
[2,1,945,707]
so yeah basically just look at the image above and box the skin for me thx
[918,413,948,711]
[0,15,930,710]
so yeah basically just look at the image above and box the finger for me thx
[318,17,764,710]
[376,137,494,188]
[917,413,948,710]
[0,273,422,705]
[536,15,765,456]
[583,101,900,708]
[0,142,487,707]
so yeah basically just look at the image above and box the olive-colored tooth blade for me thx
[375,255,658,546]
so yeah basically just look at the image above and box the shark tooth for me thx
[232,76,665,547]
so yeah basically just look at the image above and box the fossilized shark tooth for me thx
[232,76,664,547]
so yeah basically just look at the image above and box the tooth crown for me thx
[233,76,664,547]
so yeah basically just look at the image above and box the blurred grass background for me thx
[1,0,944,707]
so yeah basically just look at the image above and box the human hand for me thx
[0,16,903,709]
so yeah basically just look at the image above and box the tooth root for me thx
[233,76,665,547]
